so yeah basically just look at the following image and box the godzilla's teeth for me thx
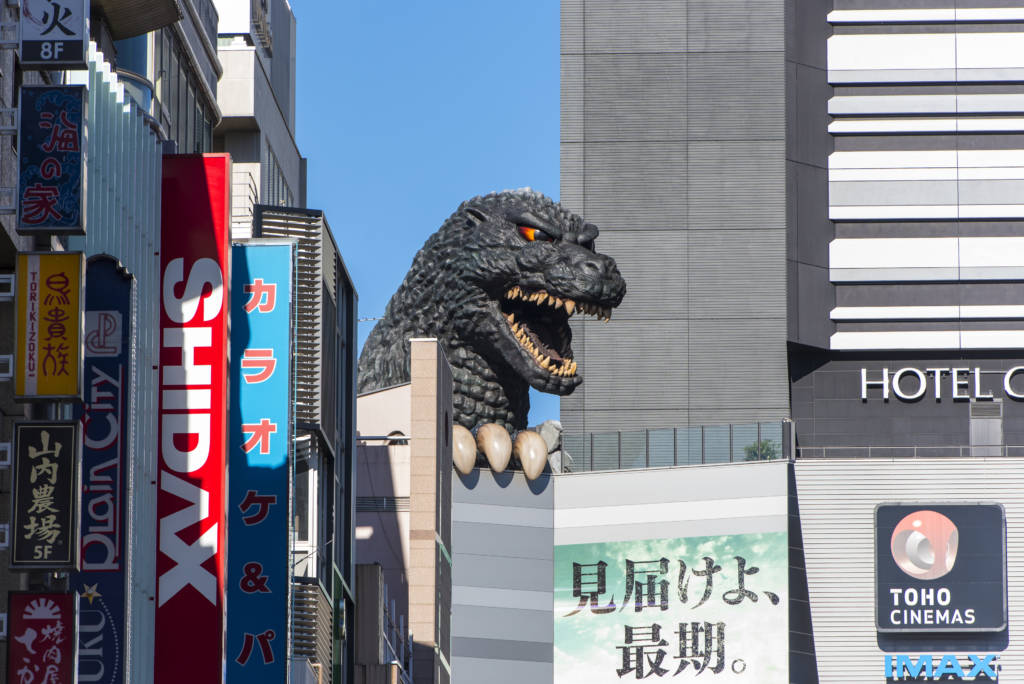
[538,293,548,305]
[570,360,577,374]
[565,300,575,315]
[506,312,515,323]
[552,297,562,309]
[540,357,552,370]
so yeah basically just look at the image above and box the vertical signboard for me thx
[20,0,88,69]
[554,533,789,682]
[7,592,78,684]
[156,154,230,682]
[70,257,133,684]
[11,422,80,568]
[15,251,84,399]
[227,241,293,681]
[18,85,87,234]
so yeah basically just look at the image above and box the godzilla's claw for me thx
[514,430,548,481]
[452,424,477,475]
[476,423,512,473]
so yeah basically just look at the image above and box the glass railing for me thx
[562,421,789,472]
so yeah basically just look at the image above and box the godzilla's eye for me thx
[519,226,554,242]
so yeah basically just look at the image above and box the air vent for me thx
[0,273,12,300]
[0,441,10,467]
[356,496,410,513]
[0,524,8,549]
[0,354,12,380]
[0,612,6,639]
[971,400,1003,419]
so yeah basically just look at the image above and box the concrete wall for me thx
[408,339,453,684]
[451,469,555,684]
[357,383,412,621]
[560,0,790,435]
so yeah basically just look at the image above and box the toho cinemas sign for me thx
[860,366,1024,401]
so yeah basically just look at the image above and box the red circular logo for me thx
[890,510,959,580]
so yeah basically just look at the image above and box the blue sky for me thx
[295,1,562,425]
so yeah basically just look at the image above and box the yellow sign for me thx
[15,252,84,399]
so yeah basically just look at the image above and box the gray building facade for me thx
[559,0,790,437]
[562,0,1024,455]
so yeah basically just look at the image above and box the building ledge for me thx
[91,0,182,40]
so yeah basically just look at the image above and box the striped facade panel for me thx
[561,0,583,54]
[686,52,785,140]
[583,53,687,142]
[450,471,554,684]
[580,0,687,53]
[594,230,687,320]
[687,140,786,230]
[686,0,784,53]
[67,43,164,683]
[687,230,786,319]
[825,5,1024,352]
[582,142,689,229]
[562,0,789,435]
[794,458,1024,683]
[561,54,584,143]
[580,319,688,415]
[687,319,789,417]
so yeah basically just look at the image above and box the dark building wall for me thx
[792,348,1024,451]
[786,0,835,349]
[559,0,790,435]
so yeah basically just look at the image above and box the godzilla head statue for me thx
[358,189,626,432]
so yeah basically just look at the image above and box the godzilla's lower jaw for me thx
[498,286,612,392]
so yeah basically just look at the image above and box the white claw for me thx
[515,430,549,481]
[477,423,512,473]
[452,425,477,475]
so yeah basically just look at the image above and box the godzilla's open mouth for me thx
[499,286,612,378]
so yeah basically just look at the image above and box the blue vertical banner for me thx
[227,241,293,682]
[18,85,86,234]
[71,256,133,683]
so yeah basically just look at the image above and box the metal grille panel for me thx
[293,577,333,683]
[255,207,324,427]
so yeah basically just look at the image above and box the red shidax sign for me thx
[156,154,230,682]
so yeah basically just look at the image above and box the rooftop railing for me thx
[562,421,791,473]
[795,445,1024,459]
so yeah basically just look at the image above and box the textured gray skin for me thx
[357,190,626,431]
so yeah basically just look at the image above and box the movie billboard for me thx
[555,532,788,682]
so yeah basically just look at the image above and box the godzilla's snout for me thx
[557,245,626,309]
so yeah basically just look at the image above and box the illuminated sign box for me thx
[19,0,88,70]
[876,503,1006,634]
[10,422,80,569]
[15,251,84,400]
[18,85,87,234]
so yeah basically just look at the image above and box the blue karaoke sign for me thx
[71,256,133,684]
[227,241,293,682]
